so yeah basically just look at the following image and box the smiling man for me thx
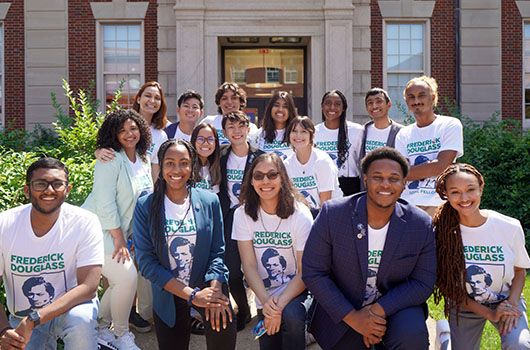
[0,158,104,350]
[302,147,436,350]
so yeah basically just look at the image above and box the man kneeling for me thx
[0,158,103,349]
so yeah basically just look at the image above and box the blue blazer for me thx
[302,193,435,349]
[132,187,228,327]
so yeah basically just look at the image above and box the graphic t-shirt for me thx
[0,203,104,317]
[232,203,313,308]
[365,124,392,154]
[255,128,293,161]
[314,121,363,177]
[195,165,220,194]
[395,115,463,206]
[148,126,169,164]
[363,223,389,306]
[128,157,153,198]
[164,195,197,286]
[173,125,192,142]
[461,210,530,304]
[202,114,258,146]
[226,152,247,208]
[284,148,342,209]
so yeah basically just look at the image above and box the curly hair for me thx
[433,163,485,318]
[239,153,304,221]
[132,81,168,129]
[97,109,151,162]
[150,139,200,252]
[262,91,298,143]
[214,82,247,115]
[191,123,221,187]
[321,90,349,168]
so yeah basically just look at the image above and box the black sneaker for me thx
[129,309,152,333]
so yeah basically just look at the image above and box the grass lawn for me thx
[427,276,530,349]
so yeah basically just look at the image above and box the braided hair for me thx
[149,139,200,252]
[321,90,349,168]
[433,163,485,317]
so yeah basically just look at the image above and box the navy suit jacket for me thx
[302,193,435,349]
[133,188,228,327]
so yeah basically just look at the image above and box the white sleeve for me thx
[512,220,530,268]
[347,123,363,167]
[439,117,464,158]
[315,153,338,192]
[293,206,313,251]
[151,131,169,165]
[76,213,105,268]
[231,207,254,241]
[394,129,408,160]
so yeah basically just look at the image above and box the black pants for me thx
[223,208,251,325]
[153,294,237,350]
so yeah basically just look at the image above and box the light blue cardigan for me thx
[83,150,152,253]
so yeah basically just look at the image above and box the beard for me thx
[29,191,65,215]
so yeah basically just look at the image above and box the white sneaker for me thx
[98,327,116,343]
[113,331,141,350]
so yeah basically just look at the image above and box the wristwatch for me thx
[28,310,40,327]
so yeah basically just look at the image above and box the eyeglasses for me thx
[252,171,280,181]
[29,180,68,192]
[196,136,215,145]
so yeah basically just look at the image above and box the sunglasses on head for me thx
[252,170,280,181]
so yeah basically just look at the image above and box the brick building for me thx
[1,0,528,129]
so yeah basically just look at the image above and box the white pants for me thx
[137,272,153,320]
[100,253,137,336]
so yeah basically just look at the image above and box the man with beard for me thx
[0,158,104,350]
[302,147,436,350]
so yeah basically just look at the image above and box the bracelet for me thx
[188,287,200,306]
[0,325,12,338]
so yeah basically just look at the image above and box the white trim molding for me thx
[91,0,148,20]
[378,0,436,18]
[0,3,10,21]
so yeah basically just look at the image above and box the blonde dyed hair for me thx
[403,75,439,107]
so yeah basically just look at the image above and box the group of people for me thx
[0,75,528,350]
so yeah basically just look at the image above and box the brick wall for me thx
[68,0,158,100]
[431,0,457,114]
[370,0,383,89]
[4,0,25,129]
[501,0,522,123]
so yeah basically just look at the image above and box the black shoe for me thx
[191,318,206,335]
[236,312,252,332]
[129,309,151,333]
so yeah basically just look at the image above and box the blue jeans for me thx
[258,292,308,350]
[9,298,98,350]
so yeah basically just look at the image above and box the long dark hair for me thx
[239,153,303,221]
[97,109,151,162]
[150,139,200,250]
[321,90,349,168]
[132,81,168,129]
[262,91,298,143]
[433,163,485,318]
[190,123,221,187]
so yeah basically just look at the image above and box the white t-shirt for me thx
[195,165,220,194]
[0,203,104,317]
[164,195,197,286]
[202,114,258,146]
[128,157,153,197]
[395,115,463,207]
[148,126,169,164]
[226,152,247,208]
[314,121,363,177]
[460,210,530,304]
[255,128,293,161]
[365,124,392,154]
[232,203,313,308]
[284,148,342,209]
[173,125,192,142]
[363,223,389,306]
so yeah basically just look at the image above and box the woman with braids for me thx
[232,153,313,350]
[132,139,236,350]
[191,123,222,193]
[314,90,363,196]
[83,109,152,350]
[254,91,298,160]
[433,163,530,349]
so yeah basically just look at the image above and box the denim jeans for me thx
[9,298,98,350]
[258,292,308,350]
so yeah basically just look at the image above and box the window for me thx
[231,68,246,84]
[385,22,428,120]
[524,23,530,126]
[98,23,143,109]
[284,68,298,84]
